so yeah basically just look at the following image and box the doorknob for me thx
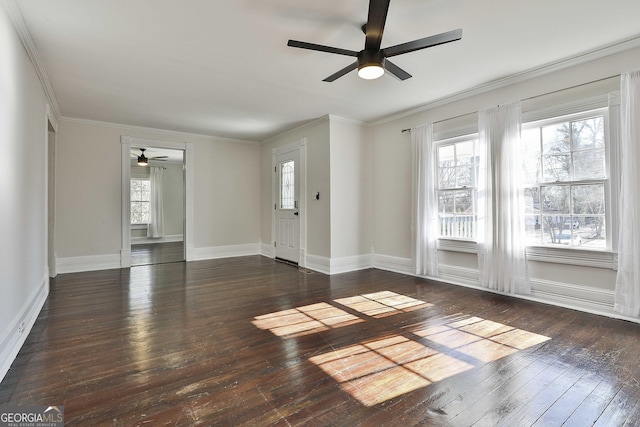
[294,212,299,216]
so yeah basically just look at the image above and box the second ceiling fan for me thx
[287,0,462,82]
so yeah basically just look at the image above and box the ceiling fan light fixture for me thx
[137,148,148,166]
[357,50,385,80]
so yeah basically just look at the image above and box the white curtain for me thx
[615,70,640,317]
[411,124,438,276]
[147,166,165,238]
[477,102,529,293]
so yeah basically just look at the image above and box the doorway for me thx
[272,139,307,267]
[130,147,185,266]
[47,119,57,277]
[121,136,194,268]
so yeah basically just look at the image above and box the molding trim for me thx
[371,34,640,127]
[372,254,413,275]
[330,254,372,275]
[437,263,480,286]
[530,278,615,312]
[2,0,61,121]
[61,116,259,145]
[305,254,331,275]
[57,254,121,274]
[262,115,330,145]
[261,243,275,258]
[0,274,49,383]
[193,243,261,261]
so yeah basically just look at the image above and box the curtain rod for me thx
[401,74,620,133]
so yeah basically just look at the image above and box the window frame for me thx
[130,178,151,226]
[435,134,480,244]
[521,108,613,252]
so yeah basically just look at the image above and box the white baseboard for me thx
[305,254,331,275]
[57,253,121,274]
[330,254,372,274]
[194,243,261,261]
[0,274,49,383]
[131,234,184,244]
[372,254,413,275]
[261,243,275,258]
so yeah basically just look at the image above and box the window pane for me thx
[542,123,571,154]
[438,191,455,214]
[280,160,294,209]
[542,154,570,182]
[573,149,605,180]
[456,165,475,188]
[439,167,456,189]
[456,140,475,165]
[541,185,569,214]
[438,145,455,168]
[578,216,606,249]
[454,190,473,213]
[573,184,605,215]
[572,117,604,150]
[525,214,541,242]
[524,187,540,215]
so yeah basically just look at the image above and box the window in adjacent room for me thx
[131,178,151,224]
[436,136,479,239]
[522,111,609,250]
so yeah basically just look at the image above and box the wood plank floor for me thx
[131,241,184,266]
[1,256,639,426]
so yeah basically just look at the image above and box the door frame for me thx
[271,138,307,267]
[121,136,194,267]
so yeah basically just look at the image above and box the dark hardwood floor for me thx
[131,241,184,266]
[1,256,639,426]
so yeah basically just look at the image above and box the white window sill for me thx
[436,240,618,270]
[131,224,149,230]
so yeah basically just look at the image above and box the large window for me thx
[436,137,479,239]
[522,111,609,250]
[131,178,151,224]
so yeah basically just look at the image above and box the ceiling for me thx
[14,0,640,142]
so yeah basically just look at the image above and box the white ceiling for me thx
[15,0,640,142]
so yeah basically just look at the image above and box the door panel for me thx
[276,150,300,263]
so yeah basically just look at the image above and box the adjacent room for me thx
[2,0,640,425]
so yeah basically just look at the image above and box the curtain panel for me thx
[615,70,640,317]
[411,124,438,276]
[477,102,529,294]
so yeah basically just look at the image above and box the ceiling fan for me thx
[132,148,168,166]
[287,0,462,82]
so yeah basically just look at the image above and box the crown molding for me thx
[260,115,331,145]
[2,0,61,120]
[371,34,640,127]
[60,116,260,146]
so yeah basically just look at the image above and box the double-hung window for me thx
[436,136,479,239]
[522,110,609,250]
[131,178,151,225]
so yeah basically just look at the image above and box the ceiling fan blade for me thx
[364,0,390,51]
[150,156,169,159]
[383,28,462,58]
[384,60,412,81]
[323,62,358,82]
[287,40,358,57]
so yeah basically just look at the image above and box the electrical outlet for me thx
[18,321,24,334]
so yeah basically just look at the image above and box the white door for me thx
[275,149,300,263]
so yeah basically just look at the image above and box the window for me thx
[280,160,295,209]
[522,111,609,250]
[131,179,151,224]
[436,137,479,239]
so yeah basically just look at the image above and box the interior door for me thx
[275,149,300,263]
